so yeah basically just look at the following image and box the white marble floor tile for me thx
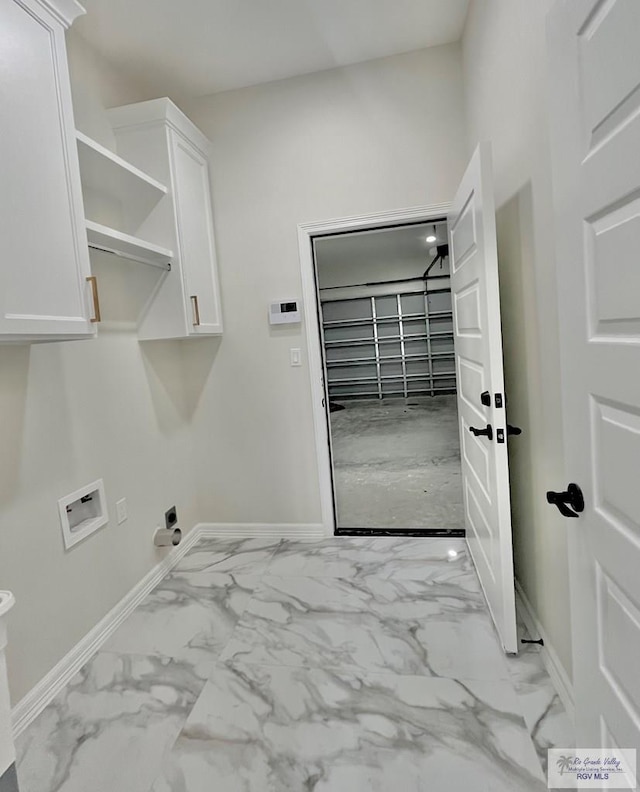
[102,570,259,675]
[505,624,549,688]
[221,574,509,680]
[506,616,574,771]
[516,681,575,771]
[175,537,281,575]
[16,537,571,791]
[150,663,545,792]
[267,536,473,582]
[16,652,205,792]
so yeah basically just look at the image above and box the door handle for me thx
[546,483,584,518]
[507,424,522,436]
[469,424,493,441]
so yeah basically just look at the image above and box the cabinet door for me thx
[0,0,94,339]
[170,133,223,335]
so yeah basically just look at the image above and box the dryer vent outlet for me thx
[165,505,178,531]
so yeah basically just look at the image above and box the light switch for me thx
[290,348,302,367]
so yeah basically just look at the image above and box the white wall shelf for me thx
[76,130,167,212]
[86,220,173,270]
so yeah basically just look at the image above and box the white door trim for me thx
[297,203,452,534]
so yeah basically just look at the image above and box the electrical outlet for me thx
[116,498,127,524]
[165,505,178,530]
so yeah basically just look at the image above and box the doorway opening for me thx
[311,220,465,537]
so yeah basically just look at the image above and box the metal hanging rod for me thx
[88,243,171,272]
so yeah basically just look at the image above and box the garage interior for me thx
[314,222,465,532]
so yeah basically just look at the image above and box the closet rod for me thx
[88,243,172,271]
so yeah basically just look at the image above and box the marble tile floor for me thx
[16,536,573,792]
[505,620,575,772]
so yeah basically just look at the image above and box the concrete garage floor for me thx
[329,395,464,531]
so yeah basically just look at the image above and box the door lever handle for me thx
[469,424,493,441]
[546,483,584,518]
[507,424,522,436]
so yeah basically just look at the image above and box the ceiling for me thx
[315,221,448,278]
[74,0,470,99]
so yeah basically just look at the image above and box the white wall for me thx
[0,31,198,704]
[181,45,467,524]
[462,0,573,681]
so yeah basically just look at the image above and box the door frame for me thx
[297,202,452,534]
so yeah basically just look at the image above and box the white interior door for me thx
[547,0,640,749]
[448,143,517,653]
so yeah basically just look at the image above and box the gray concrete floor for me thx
[329,395,464,531]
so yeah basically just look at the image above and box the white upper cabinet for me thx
[170,132,223,334]
[108,99,224,339]
[0,0,95,341]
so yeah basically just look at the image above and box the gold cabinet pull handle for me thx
[86,276,101,323]
[191,295,200,326]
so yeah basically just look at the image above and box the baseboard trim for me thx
[11,525,203,738]
[11,521,329,737]
[198,523,329,539]
[515,579,575,725]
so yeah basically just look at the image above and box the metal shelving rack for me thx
[321,288,456,400]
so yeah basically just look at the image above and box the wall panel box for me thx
[58,480,109,550]
[107,99,224,339]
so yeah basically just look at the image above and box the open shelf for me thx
[76,131,167,210]
[85,220,173,270]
